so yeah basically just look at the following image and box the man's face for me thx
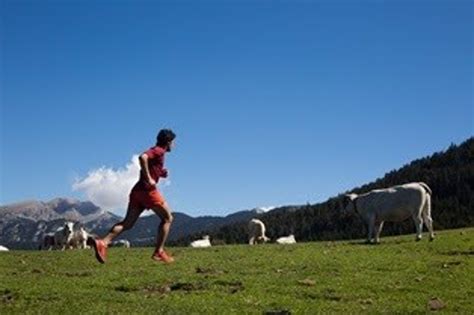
[167,139,175,152]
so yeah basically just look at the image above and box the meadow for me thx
[1,228,473,314]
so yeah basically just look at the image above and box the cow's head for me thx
[342,194,358,213]
[63,222,74,236]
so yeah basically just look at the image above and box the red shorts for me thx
[129,188,166,210]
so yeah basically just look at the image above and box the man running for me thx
[88,129,176,264]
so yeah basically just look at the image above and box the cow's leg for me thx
[423,215,434,242]
[422,195,435,241]
[249,237,255,245]
[413,213,423,241]
[374,221,384,244]
[424,215,435,241]
[366,215,375,244]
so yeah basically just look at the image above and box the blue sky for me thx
[1,1,472,217]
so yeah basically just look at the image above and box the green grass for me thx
[1,228,473,314]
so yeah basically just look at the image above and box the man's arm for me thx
[139,153,155,186]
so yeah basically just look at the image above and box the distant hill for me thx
[175,137,474,245]
[0,198,262,249]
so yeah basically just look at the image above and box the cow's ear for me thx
[345,193,357,201]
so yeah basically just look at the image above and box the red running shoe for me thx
[152,250,175,263]
[88,237,107,264]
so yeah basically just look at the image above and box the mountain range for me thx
[0,197,265,249]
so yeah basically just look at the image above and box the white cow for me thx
[343,182,434,243]
[190,235,212,248]
[248,218,270,245]
[276,234,297,244]
[0,245,9,251]
[70,226,90,249]
[54,222,75,250]
[111,239,131,248]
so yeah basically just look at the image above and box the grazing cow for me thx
[70,226,90,249]
[0,245,9,251]
[342,182,434,243]
[248,218,270,245]
[276,234,297,244]
[111,240,131,248]
[190,235,212,248]
[41,233,56,250]
[54,222,75,250]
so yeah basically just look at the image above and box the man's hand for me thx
[161,168,169,178]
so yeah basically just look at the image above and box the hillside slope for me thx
[177,137,473,245]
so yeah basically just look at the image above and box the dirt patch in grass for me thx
[214,280,244,294]
[1,289,17,304]
[428,297,446,311]
[115,285,136,293]
[63,271,93,277]
[195,266,226,275]
[170,282,208,292]
[359,298,374,305]
[116,282,209,295]
[441,261,462,268]
[322,288,343,302]
[142,284,172,295]
[298,278,316,286]
[324,294,343,302]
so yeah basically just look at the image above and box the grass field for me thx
[1,228,473,314]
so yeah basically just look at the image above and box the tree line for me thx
[171,137,473,246]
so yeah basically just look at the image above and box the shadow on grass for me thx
[115,280,244,295]
[347,241,380,246]
[442,250,474,256]
[347,238,415,246]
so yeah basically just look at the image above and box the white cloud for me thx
[73,155,171,216]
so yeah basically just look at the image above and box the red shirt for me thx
[134,146,168,191]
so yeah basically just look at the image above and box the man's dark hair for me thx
[156,129,176,147]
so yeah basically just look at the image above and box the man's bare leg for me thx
[103,205,143,246]
[151,202,174,261]
[89,204,143,263]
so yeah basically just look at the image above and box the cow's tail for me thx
[418,182,432,195]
